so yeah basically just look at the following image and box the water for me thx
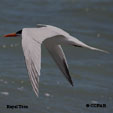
[0,0,113,113]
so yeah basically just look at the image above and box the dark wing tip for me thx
[62,59,74,86]
[68,73,74,87]
[70,80,74,86]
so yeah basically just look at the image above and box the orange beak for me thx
[3,33,17,37]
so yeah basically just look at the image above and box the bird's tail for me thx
[83,45,109,54]
[68,35,109,54]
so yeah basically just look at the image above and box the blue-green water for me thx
[0,0,113,113]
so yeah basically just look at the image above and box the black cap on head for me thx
[16,30,22,35]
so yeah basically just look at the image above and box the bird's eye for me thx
[16,30,22,34]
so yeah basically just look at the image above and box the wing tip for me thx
[62,59,74,87]
[70,80,74,87]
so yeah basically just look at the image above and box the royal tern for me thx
[3,24,108,96]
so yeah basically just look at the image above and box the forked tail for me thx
[68,35,109,54]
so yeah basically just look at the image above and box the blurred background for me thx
[0,0,113,113]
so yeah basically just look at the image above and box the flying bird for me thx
[3,24,108,96]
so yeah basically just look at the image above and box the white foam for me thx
[45,93,50,97]
[17,87,24,91]
[4,81,8,84]
[2,45,6,48]
[91,100,98,104]
[0,92,9,96]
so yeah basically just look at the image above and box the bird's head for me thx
[3,30,22,37]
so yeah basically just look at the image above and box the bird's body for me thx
[3,24,108,96]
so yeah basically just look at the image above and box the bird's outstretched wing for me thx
[21,26,66,96]
[44,43,73,86]
[22,25,66,96]
[22,32,41,97]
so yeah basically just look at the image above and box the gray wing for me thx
[22,32,41,97]
[44,43,73,86]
